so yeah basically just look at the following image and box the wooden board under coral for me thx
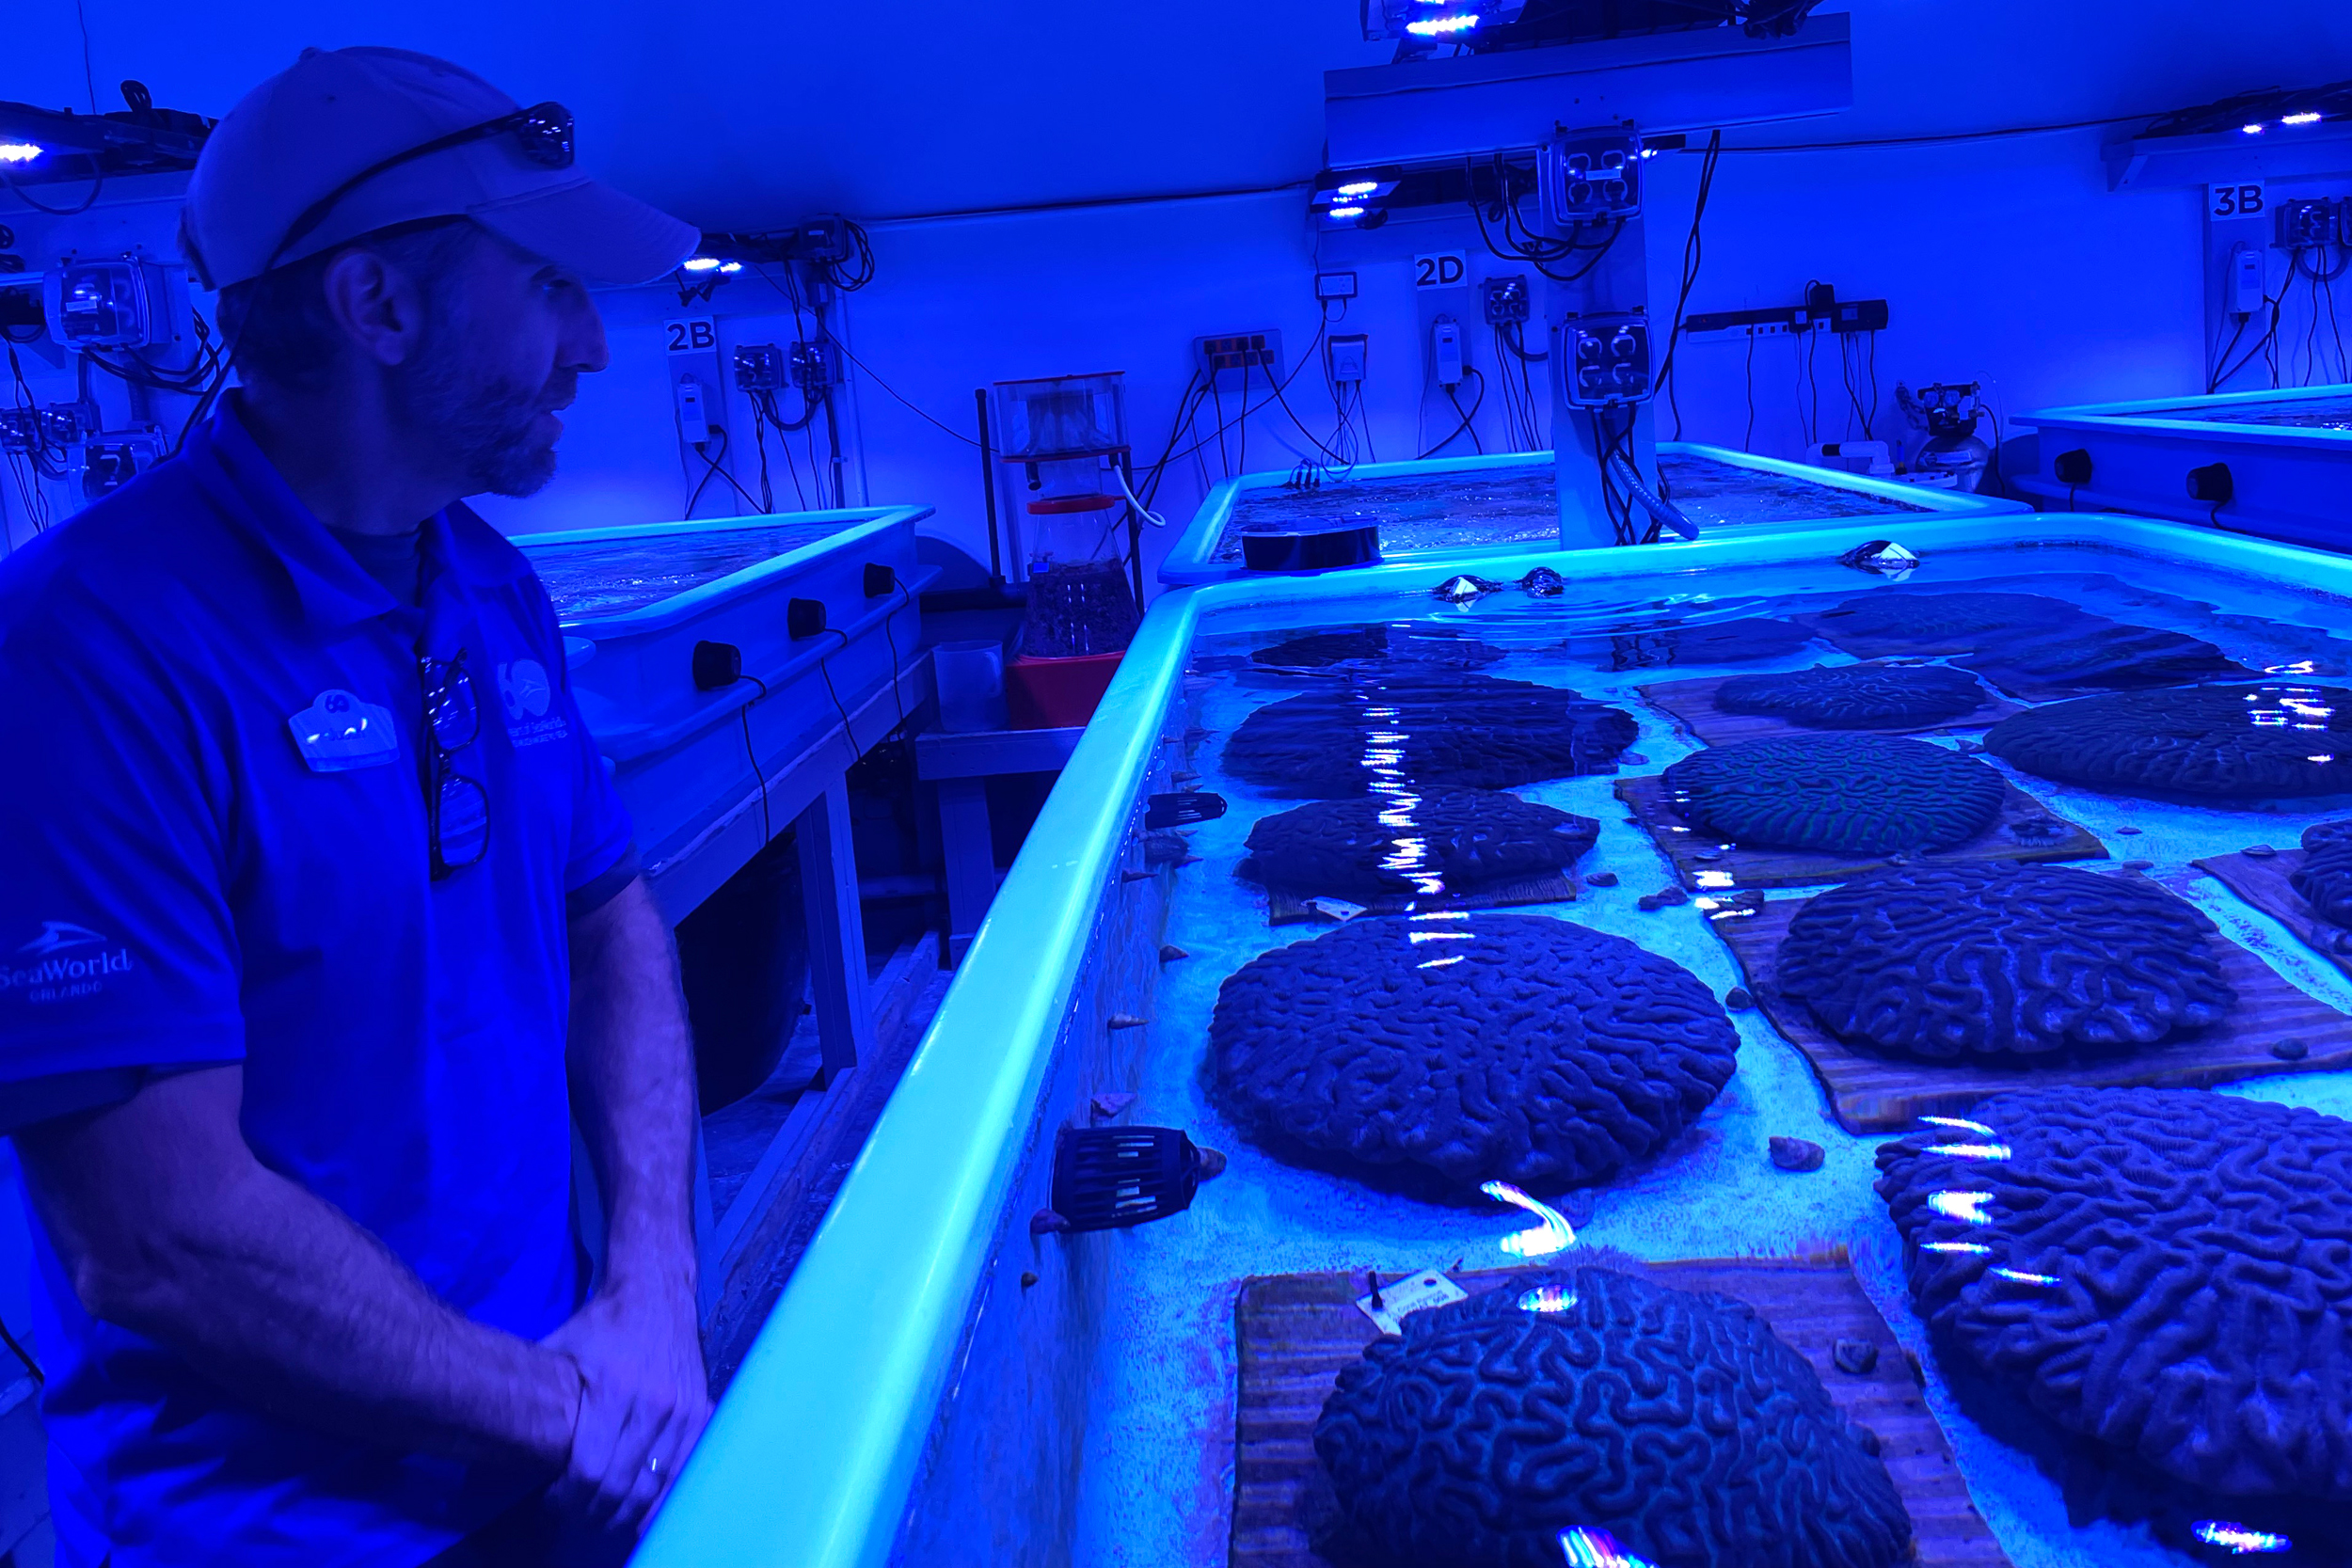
[1614,774,2105,891]
[1227,1255,2011,1568]
[2196,847,2352,984]
[1636,662,2027,748]
[1709,884,2352,1132]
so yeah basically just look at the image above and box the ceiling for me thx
[12,1,2352,233]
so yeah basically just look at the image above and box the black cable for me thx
[739,673,772,843]
[2208,310,2255,395]
[1420,367,1486,459]
[1743,327,1757,451]
[879,582,911,736]
[2213,293,2285,391]
[818,628,859,744]
[1705,108,2169,156]
[0,162,106,216]
[0,1309,40,1386]
[1655,129,1723,441]
[1237,359,1250,475]
[826,336,980,446]
[686,427,765,518]
[1443,380,1486,454]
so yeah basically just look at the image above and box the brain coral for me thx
[1713,663,1990,729]
[1776,863,2235,1060]
[1877,1086,2352,1498]
[1208,914,1736,1196]
[2294,819,2352,927]
[1824,591,2085,644]
[1966,621,2245,691]
[1221,673,1637,798]
[1252,624,1504,673]
[1314,1266,1915,1568]
[1241,789,1597,902]
[1985,684,2352,800]
[1663,736,2008,854]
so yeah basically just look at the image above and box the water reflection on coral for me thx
[1557,1526,1660,1568]
[1518,1283,1581,1314]
[1481,1180,1579,1258]
[2193,1520,2292,1555]
[1926,1191,1995,1225]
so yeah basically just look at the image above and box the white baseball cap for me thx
[183,46,699,291]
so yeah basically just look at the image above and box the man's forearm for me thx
[567,876,697,1295]
[17,1067,580,1471]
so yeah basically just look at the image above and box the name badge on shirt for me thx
[288,689,400,772]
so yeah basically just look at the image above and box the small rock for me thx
[1725,987,1754,1010]
[1636,895,1662,911]
[2122,859,2153,871]
[1622,752,1649,766]
[1159,944,1190,962]
[1693,849,1723,863]
[2116,825,2143,835]
[1585,871,1620,888]
[1833,1338,1880,1375]
[1651,886,1689,906]
[1770,1136,1825,1172]
[2273,1037,2310,1062]
[2247,845,2279,859]
[1106,1013,1150,1030]
[1020,1271,1040,1289]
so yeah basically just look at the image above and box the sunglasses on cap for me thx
[258,101,575,281]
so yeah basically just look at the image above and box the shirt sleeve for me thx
[0,622,246,1083]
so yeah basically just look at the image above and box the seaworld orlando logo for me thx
[1,922,135,1004]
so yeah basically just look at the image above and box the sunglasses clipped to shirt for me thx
[253,102,576,281]
[419,650,490,879]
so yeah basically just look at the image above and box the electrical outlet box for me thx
[734,343,784,391]
[1431,315,1465,388]
[1828,298,1890,334]
[1327,333,1369,383]
[0,408,37,452]
[43,258,189,350]
[1561,310,1653,407]
[77,431,162,501]
[1538,128,1641,231]
[2227,243,2265,314]
[2277,197,2338,249]
[1481,275,1532,325]
[784,216,853,265]
[789,340,840,390]
[1315,271,1359,301]
[1196,331,1282,385]
[674,377,710,446]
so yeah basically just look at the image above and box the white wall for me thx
[9,0,2352,572]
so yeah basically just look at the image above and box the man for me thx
[0,46,711,1566]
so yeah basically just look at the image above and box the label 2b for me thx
[662,317,719,353]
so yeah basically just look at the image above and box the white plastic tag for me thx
[1355,1269,1470,1336]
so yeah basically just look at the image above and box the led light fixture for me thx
[2283,111,2325,125]
[681,256,723,273]
[1406,11,1480,34]
[2241,122,2266,135]
[1327,204,1366,219]
[0,143,40,164]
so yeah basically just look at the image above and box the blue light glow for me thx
[1928,1191,1995,1225]
[681,256,723,273]
[1406,12,1481,35]
[1336,180,1379,198]
[2241,122,2266,135]
[0,143,40,164]
[2283,112,2325,126]
[1559,1527,1660,1567]
[1328,205,1367,219]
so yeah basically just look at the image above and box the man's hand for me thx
[563,874,710,1537]
[542,1281,711,1535]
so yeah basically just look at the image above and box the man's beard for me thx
[394,325,568,499]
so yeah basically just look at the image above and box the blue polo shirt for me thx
[0,403,634,1566]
